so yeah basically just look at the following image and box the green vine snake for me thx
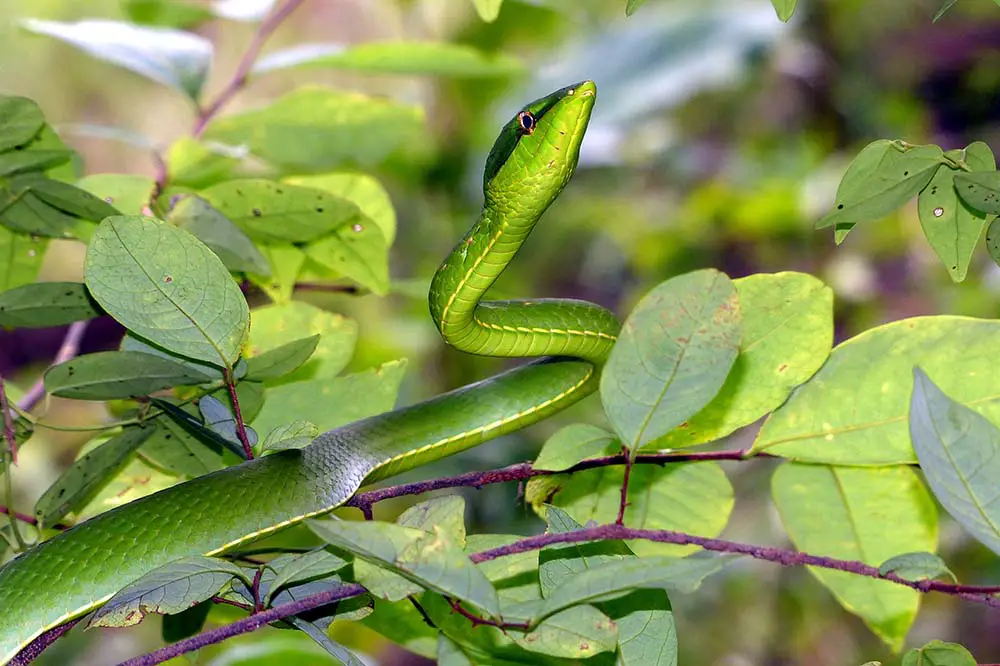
[0,80,621,662]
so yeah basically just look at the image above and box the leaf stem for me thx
[446,597,529,632]
[192,0,307,138]
[0,375,26,551]
[223,369,254,460]
[616,446,633,525]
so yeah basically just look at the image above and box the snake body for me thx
[0,80,620,662]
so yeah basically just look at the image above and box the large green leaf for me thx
[530,462,733,558]
[199,179,362,244]
[0,282,103,328]
[651,272,832,449]
[817,141,944,243]
[753,316,1000,464]
[954,170,1000,215]
[166,137,241,189]
[600,269,741,450]
[0,227,47,290]
[75,173,154,215]
[19,19,212,100]
[910,368,1000,557]
[533,424,619,472]
[309,519,500,618]
[84,216,250,367]
[251,360,406,436]
[89,556,247,627]
[305,219,390,295]
[0,97,44,152]
[286,172,396,245]
[34,427,155,526]
[771,463,937,649]
[44,350,216,399]
[248,244,305,304]
[253,41,521,78]
[917,143,995,282]
[204,86,423,171]
[514,606,616,658]
[902,640,976,666]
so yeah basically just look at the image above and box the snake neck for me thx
[428,206,620,365]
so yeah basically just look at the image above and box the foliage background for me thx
[3,0,1000,663]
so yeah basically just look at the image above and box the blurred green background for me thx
[4,0,1000,664]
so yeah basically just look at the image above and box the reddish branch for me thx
[224,369,254,459]
[192,0,307,137]
[17,321,89,414]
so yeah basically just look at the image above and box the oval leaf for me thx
[19,19,212,100]
[167,195,269,274]
[955,170,1000,215]
[0,281,103,328]
[878,552,956,583]
[245,334,320,381]
[84,215,250,366]
[534,424,619,472]
[44,350,217,399]
[600,269,741,450]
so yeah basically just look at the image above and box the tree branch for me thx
[16,321,89,414]
[192,0,307,138]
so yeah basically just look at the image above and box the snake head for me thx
[483,80,596,212]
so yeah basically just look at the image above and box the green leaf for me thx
[89,556,247,628]
[397,495,468,545]
[933,0,960,21]
[817,141,944,243]
[167,195,270,275]
[918,143,995,281]
[625,0,649,16]
[166,137,242,189]
[152,396,249,460]
[539,506,630,594]
[470,0,503,21]
[204,86,423,171]
[286,615,366,665]
[955,170,1000,215]
[244,334,320,381]
[84,215,250,367]
[305,218,390,295]
[531,463,733,558]
[515,605,616,657]
[600,269,741,450]
[878,552,956,583]
[285,172,396,245]
[44,350,216,399]
[120,331,224,381]
[199,179,362,244]
[251,359,406,436]
[122,0,215,29]
[309,519,501,618]
[533,424,619,472]
[0,227,46,290]
[983,216,1000,270]
[0,149,71,177]
[73,449,179,521]
[438,634,474,666]
[33,427,155,526]
[651,272,832,450]
[19,19,212,100]
[753,316,1000,464]
[248,301,357,382]
[253,41,522,79]
[770,0,797,21]
[258,421,319,455]
[910,368,1000,557]
[140,415,225,477]
[531,554,733,626]
[263,547,350,605]
[0,97,45,152]
[902,640,976,666]
[360,599,437,659]
[75,173,154,215]
[771,463,937,649]
[199,394,258,451]
[248,244,305,304]
[0,186,83,238]
[29,177,120,222]
[0,281,102,328]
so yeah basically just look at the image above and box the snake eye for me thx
[517,111,535,134]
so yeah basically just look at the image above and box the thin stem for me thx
[251,567,264,613]
[18,321,89,414]
[212,596,253,612]
[616,447,633,525]
[224,369,254,460]
[192,0,307,138]
[446,597,529,632]
[0,376,25,550]
[293,282,359,295]
[117,583,366,666]
[0,505,70,530]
